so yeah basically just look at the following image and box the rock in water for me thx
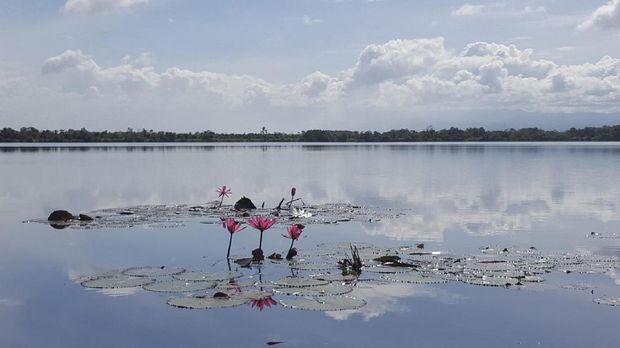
[286,248,298,260]
[78,214,94,221]
[48,210,74,221]
[267,253,283,260]
[252,248,264,261]
[234,197,256,211]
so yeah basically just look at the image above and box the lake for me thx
[1,142,619,348]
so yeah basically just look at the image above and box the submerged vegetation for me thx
[2,125,620,143]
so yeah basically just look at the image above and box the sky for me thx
[1,0,620,132]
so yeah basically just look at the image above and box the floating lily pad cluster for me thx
[77,243,620,312]
[31,202,407,230]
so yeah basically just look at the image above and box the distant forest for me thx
[1,125,620,143]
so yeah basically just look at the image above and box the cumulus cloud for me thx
[451,3,486,17]
[63,0,149,14]
[578,0,620,31]
[37,38,620,120]
[452,3,545,18]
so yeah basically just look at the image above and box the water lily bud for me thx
[291,187,296,197]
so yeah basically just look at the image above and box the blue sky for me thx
[1,0,620,131]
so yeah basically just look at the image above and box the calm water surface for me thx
[1,143,620,347]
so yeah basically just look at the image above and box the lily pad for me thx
[562,284,593,291]
[236,290,274,300]
[279,295,366,311]
[523,276,545,283]
[142,280,216,292]
[460,276,518,287]
[274,284,353,296]
[593,297,620,306]
[383,272,448,284]
[317,242,375,250]
[174,271,243,282]
[290,263,339,271]
[271,277,329,287]
[81,275,155,289]
[122,266,185,277]
[215,280,257,289]
[364,266,415,274]
[167,295,248,309]
[312,273,358,282]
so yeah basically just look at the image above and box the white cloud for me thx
[302,15,323,25]
[578,0,620,31]
[63,0,149,15]
[9,37,620,130]
[452,3,545,18]
[451,3,486,17]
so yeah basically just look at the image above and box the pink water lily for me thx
[221,218,245,258]
[250,296,277,311]
[247,215,277,250]
[285,224,303,240]
[216,185,232,207]
[284,224,304,260]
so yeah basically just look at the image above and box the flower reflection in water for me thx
[250,296,278,311]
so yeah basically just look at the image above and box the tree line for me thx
[1,125,620,143]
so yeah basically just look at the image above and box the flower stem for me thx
[259,230,264,250]
[226,233,233,259]
[287,239,295,255]
[219,196,224,208]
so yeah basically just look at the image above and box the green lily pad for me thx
[142,280,216,292]
[312,273,358,282]
[290,263,339,271]
[122,266,185,277]
[593,297,620,306]
[174,271,243,282]
[167,295,248,309]
[215,280,257,289]
[279,295,366,311]
[235,290,274,300]
[274,284,353,296]
[383,272,448,284]
[460,276,518,287]
[271,277,329,287]
[81,275,155,289]
[364,266,415,273]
